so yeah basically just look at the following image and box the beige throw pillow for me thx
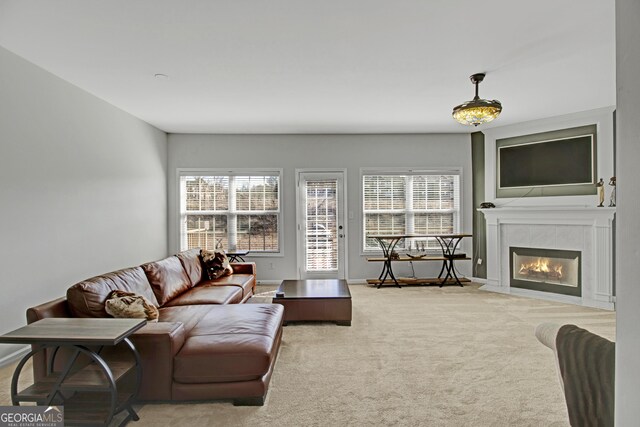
[105,290,159,322]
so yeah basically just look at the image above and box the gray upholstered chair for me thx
[535,322,615,427]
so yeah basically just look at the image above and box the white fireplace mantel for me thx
[479,206,616,310]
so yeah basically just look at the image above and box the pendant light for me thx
[452,73,502,126]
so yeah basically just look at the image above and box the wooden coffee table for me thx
[273,279,352,326]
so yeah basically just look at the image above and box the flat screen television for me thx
[495,125,597,198]
[498,134,595,190]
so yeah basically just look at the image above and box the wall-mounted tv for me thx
[496,125,597,198]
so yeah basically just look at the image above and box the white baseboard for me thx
[583,299,616,311]
[471,276,487,284]
[0,345,29,368]
[479,283,510,294]
[256,280,282,286]
[479,284,615,311]
[258,279,370,286]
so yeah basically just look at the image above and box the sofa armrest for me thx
[26,298,73,381]
[230,262,256,276]
[132,322,186,355]
[535,322,564,393]
[130,322,186,401]
[27,297,72,324]
[535,322,560,351]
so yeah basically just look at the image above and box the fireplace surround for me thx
[479,206,615,310]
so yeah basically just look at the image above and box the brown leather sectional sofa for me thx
[26,248,284,406]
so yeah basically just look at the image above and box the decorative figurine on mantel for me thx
[596,178,605,207]
[609,176,616,207]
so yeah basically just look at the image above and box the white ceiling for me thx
[0,0,616,134]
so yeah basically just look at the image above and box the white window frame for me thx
[360,167,463,255]
[177,168,284,257]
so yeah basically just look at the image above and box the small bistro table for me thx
[226,250,249,262]
[367,234,472,288]
[0,318,146,427]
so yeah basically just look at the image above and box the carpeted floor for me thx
[0,283,616,426]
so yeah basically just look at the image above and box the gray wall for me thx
[615,0,640,422]
[0,46,168,362]
[168,134,472,282]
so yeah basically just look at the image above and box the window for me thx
[362,170,461,252]
[179,171,281,253]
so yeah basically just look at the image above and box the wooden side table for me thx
[0,318,146,427]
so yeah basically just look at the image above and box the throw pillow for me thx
[201,250,234,280]
[105,290,159,322]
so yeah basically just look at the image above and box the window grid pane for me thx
[185,215,228,251]
[363,175,406,211]
[235,176,279,212]
[413,213,455,250]
[364,213,406,250]
[236,214,279,252]
[185,177,229,211]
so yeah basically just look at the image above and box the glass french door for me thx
[297,171,346,279]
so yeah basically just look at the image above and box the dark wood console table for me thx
[0,318,145,427]
[367,234,472,288]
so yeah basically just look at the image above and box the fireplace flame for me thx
[519,257,563,279]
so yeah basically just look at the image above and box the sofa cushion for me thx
[173,304,284,384]
[175,249,203,287]
[158,305,215,335]
[142,257,192,306]
[199,274,255,299]
[163,285,243,307]
[67,267,159,318]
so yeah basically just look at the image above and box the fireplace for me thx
[509,247,581,297]
[481,207,614,309]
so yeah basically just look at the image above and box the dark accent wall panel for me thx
[471,131,486,279]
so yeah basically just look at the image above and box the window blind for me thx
[362,172,460,252]
[305,179,338,271]
[180,172,280,253]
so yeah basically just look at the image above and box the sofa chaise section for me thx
[171,304,284,404]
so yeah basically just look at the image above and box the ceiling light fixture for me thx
[154,73,169,79]
[452,73,502,126]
